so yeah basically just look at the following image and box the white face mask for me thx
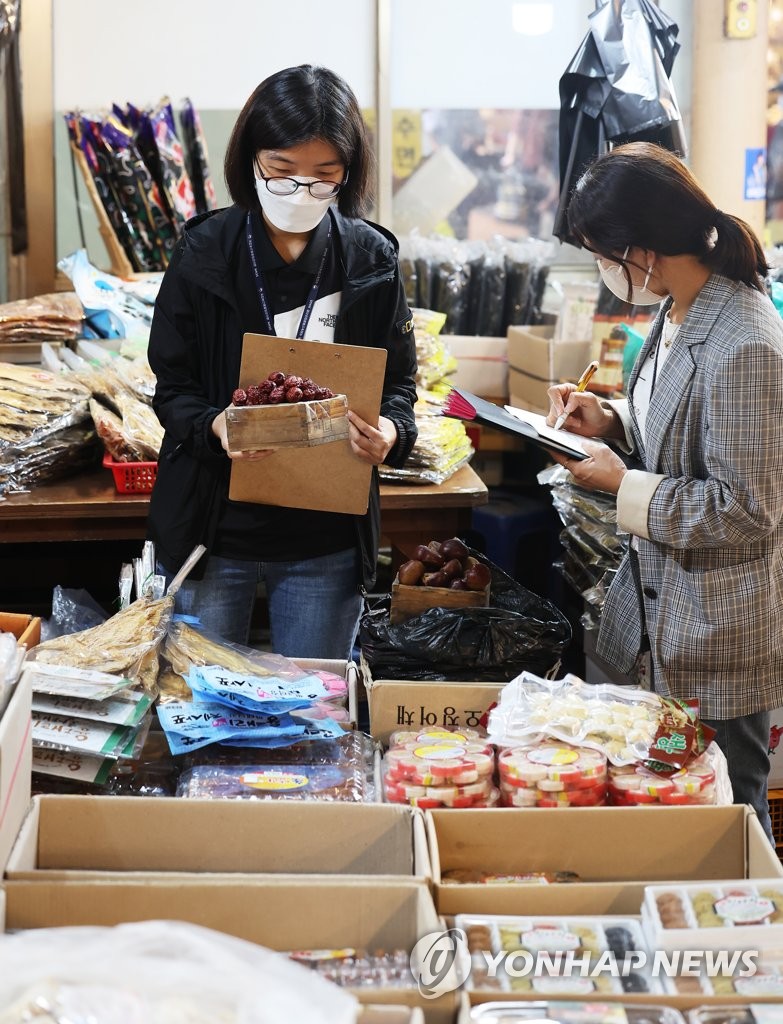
[254,176,335,234]
[597,246,662,306]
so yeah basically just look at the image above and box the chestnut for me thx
[464,562,492,591]
[427,540,443,555]
[450,578,469,590]
[441,558,463,580]
[440,537,469,562]
[423,571,449,588]
[413,544,444,567]
[398,559,425,586]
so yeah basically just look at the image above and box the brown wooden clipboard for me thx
[228,333,388,514]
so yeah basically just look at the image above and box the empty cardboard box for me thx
[507,324,592,414]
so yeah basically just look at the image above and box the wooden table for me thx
[0,463,488,546]
[0,465,488,610]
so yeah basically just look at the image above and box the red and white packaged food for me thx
[608,750,717,807]
[497,742,607,808]
[383,727,496,806]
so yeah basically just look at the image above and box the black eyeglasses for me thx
[256,168,348,199]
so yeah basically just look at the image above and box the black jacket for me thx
[146,203,418,587]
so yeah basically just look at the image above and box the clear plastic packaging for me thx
[642,879,783,956]
[471,1005,685,1024]
[457,913,662,995]
[487,672,671,766]
[0,920,357,1024]
[27,596,172,693]
[688,1008,783,1024]
[383,727,496,808]
[176,730,376,802]
[498,741,607,808]
[290,948,414,989]
[609,748,718,807]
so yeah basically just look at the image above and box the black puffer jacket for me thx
[146,204,418,587]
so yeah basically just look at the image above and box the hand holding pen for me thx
[553,360,600,430]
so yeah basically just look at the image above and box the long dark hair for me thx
[224,64,373,217]
[568,141,768,293]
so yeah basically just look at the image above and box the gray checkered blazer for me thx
[596,273,783,718]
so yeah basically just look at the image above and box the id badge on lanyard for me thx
[245,212,331,339]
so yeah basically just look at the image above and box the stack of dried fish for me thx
[0,292,84,347]
[0,363,98,494]
[28,596,173,693]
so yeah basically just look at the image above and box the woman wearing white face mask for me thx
[146,65,418,659]
[546,142,783,844]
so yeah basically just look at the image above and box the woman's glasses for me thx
[257,169,347,199]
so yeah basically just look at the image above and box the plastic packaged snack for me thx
[442,870,581,886]
[609,749,717,806]
[471,1005,686,1024]
[176,761,368,802]
[457,913,661,995]
[488,672,679,766]
[498,741,607,808]
[289,948,414,989]
[642,880,783,956]
[688,1008,783,1024]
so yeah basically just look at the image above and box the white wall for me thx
[390,0,691,118]
[53,0,377,110]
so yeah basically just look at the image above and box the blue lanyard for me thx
[245,212,331,339]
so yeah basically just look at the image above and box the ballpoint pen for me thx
[554,359,600,430]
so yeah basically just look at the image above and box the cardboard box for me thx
[363,667,504,748]
[447,336,508,400]
[360,1009,425,1024]
[0,611,41,650]
[1,878,456,1024]
[294,656,359,727]
[6,795,431,881]
[0,673,32,872]
[225,393,349,450]
[507,325,592,414]
[426,805,783,917]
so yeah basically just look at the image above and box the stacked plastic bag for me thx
[399,233,556,335]
[379,307,473,485]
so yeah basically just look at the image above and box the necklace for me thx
[662,314,681,348]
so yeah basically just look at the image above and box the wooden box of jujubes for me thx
[225,394,349,450]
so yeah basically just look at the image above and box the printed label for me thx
[528,747,580,767]
[413,744,466,760]
[521,927,581,953]
[240,771,309,791]
[714,895,775,925]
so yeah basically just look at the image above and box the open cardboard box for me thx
[294,656,359,728]
[360,1009,425,1024]
[1,878,455,1024]
[427,805,783,917]
[0,612,41,650]
[362,661,503,748]
[0,674,32,873]
[6,795,431,882]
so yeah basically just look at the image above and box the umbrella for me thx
[554,0,686,245]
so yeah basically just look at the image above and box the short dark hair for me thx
[568,141,768,293]
[224,64,374,218]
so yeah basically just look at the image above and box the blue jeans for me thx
[702,711,774,846]
[159,549,363,659]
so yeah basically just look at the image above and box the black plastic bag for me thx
[359,550,571,681]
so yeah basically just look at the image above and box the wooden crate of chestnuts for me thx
[226,370,349,451]
[390,537,492,625]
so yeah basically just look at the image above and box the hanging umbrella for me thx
[554,0,686,245]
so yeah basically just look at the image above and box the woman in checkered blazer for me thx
[547,141,783,843]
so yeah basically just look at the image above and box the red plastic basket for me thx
[102,452,158,494]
